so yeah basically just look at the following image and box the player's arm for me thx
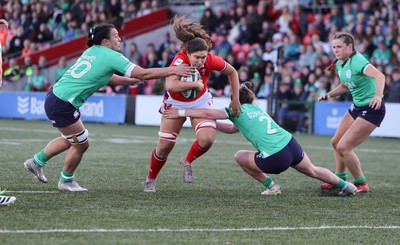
[364,64,385,109]
[221,63,241,116]
[164,72,203,93]
[163,107,228,120]
[130,64,194,80]
[318,82,348,101]
[108,74,143,86]
[216,121,239,134]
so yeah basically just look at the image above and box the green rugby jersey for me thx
[225,103,292,157]
[53,45,135,108]
[336,52,376,107]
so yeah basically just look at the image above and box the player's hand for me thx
[317,93,330,102]
[194,80,204,92]
[369,96,382,110]
[130,78,144,86]
[163,107,179,119]
[229,99,241,117]
[173,64,195,77]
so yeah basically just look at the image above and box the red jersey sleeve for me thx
[170,52,190,67]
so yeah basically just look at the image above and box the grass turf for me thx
[0,119,399,244]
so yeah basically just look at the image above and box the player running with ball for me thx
[144,16,241,192]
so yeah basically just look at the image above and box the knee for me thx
[331,137,338,150]
[335,143,348,157]
[198,137,214,150]
[234,150,247,166]
[156,144,174,159]
[72,140,90,153]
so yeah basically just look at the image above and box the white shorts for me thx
[160,91,214,113]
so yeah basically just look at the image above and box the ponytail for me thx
[87,23,115,47]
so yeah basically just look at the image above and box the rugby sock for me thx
[148,149,167,179]
[335,171,348,180]
[33,149,50,167]
[337,179,347,190]
[60,169,75,183]
[262,176,273,189]
[353,176,366,184]
[185,140,207,163]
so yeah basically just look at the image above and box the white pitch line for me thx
[0,226,399,234]
[5,190,59,194]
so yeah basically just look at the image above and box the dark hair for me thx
[239,81,255,104]
[325,32,356,72]
[172,15,212,52]
[87,23,115,47]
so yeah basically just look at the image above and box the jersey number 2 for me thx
[259,116,277,134]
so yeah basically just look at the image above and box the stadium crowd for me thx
[1,0,400,133]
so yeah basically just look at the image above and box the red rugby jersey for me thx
[165,51,227,102]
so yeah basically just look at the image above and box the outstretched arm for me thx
[130,65,194,80]
[216,121,239,134]
[318,83,349,102]
[163,107,228,120]
[108,74,144,86]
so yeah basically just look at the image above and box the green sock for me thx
[262,177,273,189]
[60,169,75,183]
[354,176,366,184]
[33,149,50,167]
[335,171,348,180]
[337,179,347,190]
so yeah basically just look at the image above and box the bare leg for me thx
[293,152,341,185]
[234,150,268,183]
[335,117,376,179]
[43,137,71,158]
[57,119,90,173]
[331,112,355,173]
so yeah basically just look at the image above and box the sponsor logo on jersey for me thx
[174,58,183,65]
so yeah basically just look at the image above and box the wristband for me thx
[178,110,186,117]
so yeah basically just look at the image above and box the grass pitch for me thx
[0,119,399,244]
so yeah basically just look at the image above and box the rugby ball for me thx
[181,69,201,99]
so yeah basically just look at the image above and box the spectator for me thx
[387,68,400,102]
[54,56,68,83]
[261,42,277,64]
[200,8,216,34]
[278,78,308,134]
[127,42,142,66]
[3,57,21,83]
[21,38,33,57]
[8,26,25,57]
[371,40,391,66]
[24,65,49,92]
[157,32,171,58]
[215,30,232,56]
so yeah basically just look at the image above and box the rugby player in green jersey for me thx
[23,23,193,191]
[318,32,386,193]
[164,82,358,196]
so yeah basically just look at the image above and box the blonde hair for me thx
[172,15,212,53]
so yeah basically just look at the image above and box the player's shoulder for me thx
[172,52,189,66]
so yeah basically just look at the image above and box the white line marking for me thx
[5,191,59,194]
[0,226,399,234]
[1,126,399,153]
